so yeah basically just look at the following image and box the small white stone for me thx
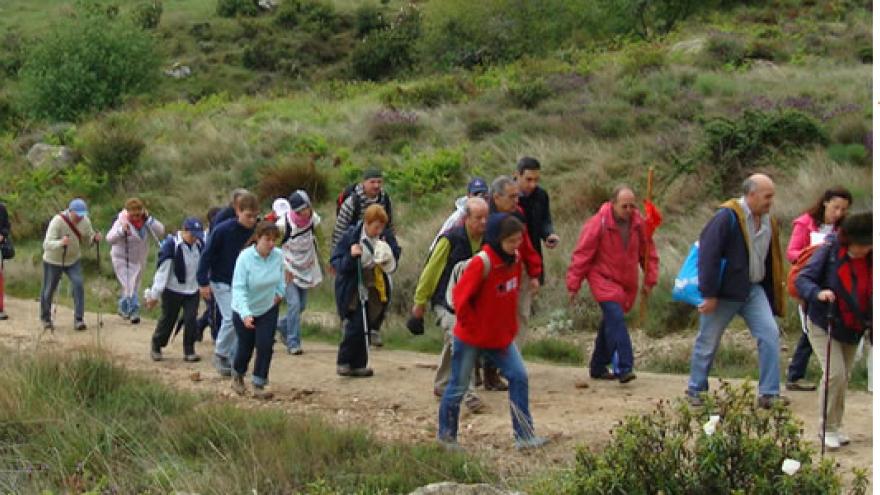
[781,458,801,476]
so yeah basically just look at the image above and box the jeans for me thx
[118,294,140,318]
[40,261,85,323]
[438,337,534,442]
[211,282,235,371]
[786,305,813,382]
[688,284,781,397]
[233,305,279,387]
[277,284,307,350]
[151,290,199,355]
[590,301,634,376]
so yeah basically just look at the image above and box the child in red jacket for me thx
[437,213,548,451]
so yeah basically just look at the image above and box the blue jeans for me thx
[438,337,535,442]
[277,284,307,350]
[590,302,634,376]
[233,305,279,387]
[118,294,140,318]
[688,284,781,397]
[211,282,235,371]
[40,261,85,323]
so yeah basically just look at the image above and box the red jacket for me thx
[566,202,659,312]
[516,206,543,279]
[786,213,838,263]
[453,246,521,349]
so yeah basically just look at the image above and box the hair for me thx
[516,156,541,174]
[124,197,144,213]
[206,206,221,226]
[490,175,516,197]
[245,221,280,247]
[610,184,634,202]
[805,186,853,226]
[464,197,488,218]
[230,188,250,206]
[363,204,389,225]
[838,211,872,246]
[498,214,524,241]
[236,192,259,213]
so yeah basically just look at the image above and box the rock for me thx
[258,0,279,10]
[408,482,525,495]
[671,37,706,55]
[26,143,76,170]
[165,62,192,79]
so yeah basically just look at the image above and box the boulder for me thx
[26,143,76,170]
[408,482,524,495]
[165,62,192,79]
[258,0,279,10]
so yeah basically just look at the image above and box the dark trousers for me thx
[337,290,383,369]
[233,305,279,386]
[590,301,634,376]
[787,332,814,382]
[151,290,199,355]
[197,297,220,342]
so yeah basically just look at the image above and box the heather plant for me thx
[366,109,422,144]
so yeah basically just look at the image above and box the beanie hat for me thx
[287,190,311,212]
[363,168,383,180]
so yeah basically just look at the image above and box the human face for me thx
[364,220,386,238]
[181,230,196,245]
[847,243,872,259]
[516,169,540,196]
[612,189,637,221]
[363,178,383,198]
[237,209,259,229]
[500,231,523,255]
[823,196,850,225]
[493,184,519,213]
[255,234,276,256]
[295,207,313,219]
[465,204,489,237]
[746,180,775,216]
[127,208,145,221]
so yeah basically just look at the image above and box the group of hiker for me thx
[0,159,871,452]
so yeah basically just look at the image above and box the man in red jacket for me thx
[566,186,659,383]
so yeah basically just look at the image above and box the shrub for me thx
[702,32,747,67]
[242,34,289,71]
[19,12,159,121]
[385,148,463,199]
[466,118,502,141]
[830,115,869,145]
[600,0,706,40]
[827,143,869,166]
[354,4,388,36]
[621,44,667,76]
[569,381,867,494]
[506,78,552,109]
[351,3,421,81]
[367,109,422,144]
[255,158,329,204]
[381,76,468,108]
[521,338,583,365]
[217,0,259,18]
[131,1,163,30]
[275,0,341,36]
[746,38,790,62]
[0,31,26,79]
[80,118,145,181]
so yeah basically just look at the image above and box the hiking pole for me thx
[51,245,67,335]
[96,240,103,331]
[821,302,834,458]
[356,255,370,365]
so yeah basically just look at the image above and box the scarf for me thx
[485,213,516,265]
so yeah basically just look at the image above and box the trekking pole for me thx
[124,233,131,323]
[96,240,103,331]
[356,255,370,364]
[51,245,67,334]
[821,302,834,458]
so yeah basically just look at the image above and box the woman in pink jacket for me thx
[566,186,658,384]
[785,186,852,392]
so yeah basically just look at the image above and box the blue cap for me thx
[467,177,488,196]
[183,216,205,242]
[68,198,88,216]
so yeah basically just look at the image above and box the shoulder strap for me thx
[58,214,83,242]
[476,250,491,280]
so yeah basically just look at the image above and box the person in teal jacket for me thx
[230,221,285,399]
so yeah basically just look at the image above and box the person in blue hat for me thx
[428,177,490,253]
[145,217,206,362]
[39,198,102,331]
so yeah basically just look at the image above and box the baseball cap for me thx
[183,216,205,242]
[68,198,88,216]
[287,190,311,212]
[467,177,488,196]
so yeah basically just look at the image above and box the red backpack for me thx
[787,243,825,302]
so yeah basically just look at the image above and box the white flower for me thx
[781,459,801,476]
[703,415,721,436]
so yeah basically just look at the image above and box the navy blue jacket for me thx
[331,221,401,319]
[795,236,872,344]
[431,226,479,311]
[196,218,255,286]
[698,202,785,316]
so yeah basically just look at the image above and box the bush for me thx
[351,3,421,81]
[0,31,26,79]
[385,148,463,199]
[217,0,259,17]
[354,4,388,36]
[466,118,502,141]
[367,109,423,144]
[568,381,867,494]
[746,38,790,62]
[255,158,329,204]
[80,118,145,181]
[131,1,163,30]
[506,78,552,109]
[827,143,869,166]
[19,12,159,121]
[275,0,341,36]
[600,0,705,40]
[702,32,747,67]
[242,34,289,71]
[830,115,869,145]
[521,338,583,365]
[621,44,667,76]
[381,76,468,108]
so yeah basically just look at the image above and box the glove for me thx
[406,315,425,336]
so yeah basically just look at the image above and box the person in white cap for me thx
[276,190,323,355]
[39,198,102,331]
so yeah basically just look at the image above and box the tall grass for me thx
[0,349,496,493]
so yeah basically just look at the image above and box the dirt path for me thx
[0,296,872,485]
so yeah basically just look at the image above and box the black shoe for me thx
[130,316,141,325]
[184,354,201,363]
[74,321,87,331]
[350,367,374,377]
[150,349,163,362]
[618,371,637,384]
[0,311,8,320]
[590,370,618,380]
[42,320,54,332]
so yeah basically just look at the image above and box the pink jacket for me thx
[566,202,659,312]
[786,213,822,263]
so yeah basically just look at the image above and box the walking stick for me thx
[96,240,103,330]
[820,303,834,457]
[638,167,654,329]
[50,245,67,335]
[356,255,371,365]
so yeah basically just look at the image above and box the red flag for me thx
[643,199,663,239]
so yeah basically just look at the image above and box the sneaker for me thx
[287,346,303,355]
[786,379,817,392]
[74,321,87,331]
[464,393,485,413]
[685,391,704,407]
[590,370,618,380]
[214,355,232,377]
[336,365,353,376]
[231,375,247,396]
[118,310,130,320]
[837,432,851,445]
[183,354,201,363]
[369,330,383,347]
[0,311,8,320]
[130,315,141,325]
[252,385,274,400]
[515,436,550,450]
[150,349,163,362]
[757,394,791,409]
[437,437,464,452]
[819,432,841,450]
[350,367,374,378]
[618,371,637,384]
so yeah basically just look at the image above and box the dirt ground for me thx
[0,296,872,487]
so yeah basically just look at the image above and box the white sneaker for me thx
[819,432,841,450]
[837,432,850,445]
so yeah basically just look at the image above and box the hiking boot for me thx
[183,354,201,363]
[252,385,274,400]
[437,436,464,452]
[369,330,383,347]
[214,355,232,377]
[74,320,87,331]
[785,379,817,392]
[515,436,550,450]
[685,391,704,407]
[819,432,841,451]
[0,311,8,320]
[757,394,791,409]
[349,367,374,378]
[464,393,485,413]
[483,366,508,391]
[231,375,247,396]
[287,346,303,355]
[618,371,637,384]
[590,370,618,380]
[130,315,141,325]
[42,320,54,332]
[337,365,353,376]
[150,349,163,362]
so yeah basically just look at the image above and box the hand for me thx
[327,264,336,277]
[118,210,129,226]
[529,277,540,296]
[93,231,102,242]
[285,271,295,284]
[274,295,283,305]
[568,291,577,307]
[0,234,4,243]
[61,235,70,247]
[817,290,836,303]
[244,316,256,329]
[698,297,718,315]
[200,286,212,301]
[545,234,560,249]
[351,244,363,258]
[411,304,426,320]
[145,298,158,310]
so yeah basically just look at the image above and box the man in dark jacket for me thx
[686,174,788,409]
[0,201,10,320]
[514,157,560,285]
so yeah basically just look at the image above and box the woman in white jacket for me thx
[106,197,164,324]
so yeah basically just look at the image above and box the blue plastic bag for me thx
[672,242,727,307]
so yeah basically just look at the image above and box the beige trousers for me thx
[807,321,859,433]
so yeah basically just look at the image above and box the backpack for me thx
[335,183,393,225]
[445,251,491,312]
[787,242,827,302]
[335,183,359,218]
